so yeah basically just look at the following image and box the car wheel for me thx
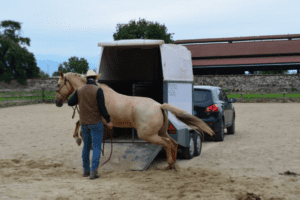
[214,119,224,142]
[193,133,202,156]
[227,117,235,134]
[182,134,194,159]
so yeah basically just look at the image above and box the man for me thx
[68,70,113,180]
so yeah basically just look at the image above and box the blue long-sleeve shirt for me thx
[68,80,111,123]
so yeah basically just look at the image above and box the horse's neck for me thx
[67,76,117,96]
[68,76,85,90]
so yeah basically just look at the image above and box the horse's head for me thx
[55,71,74,107]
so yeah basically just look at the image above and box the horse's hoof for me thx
[173,163,180,172]
[165,163,179,171]
[76,138,82,146]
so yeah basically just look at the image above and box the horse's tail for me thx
[161,103,215,136]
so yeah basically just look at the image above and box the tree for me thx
[38,69,49,78]
[0,20,40,85]
[113,18,174,43]
[52,56,89,76]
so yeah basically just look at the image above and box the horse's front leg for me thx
[73,120,82,146]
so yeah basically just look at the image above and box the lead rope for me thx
[71,104,113,167]
[100,133,113,167]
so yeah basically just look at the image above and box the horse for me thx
[55,71,215,170]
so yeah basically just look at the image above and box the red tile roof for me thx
[174,34,300,44]
[175,34,300,66]
[186,40,300,58]
[192,56,300,66]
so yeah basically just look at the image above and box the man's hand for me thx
[107,122,113,129]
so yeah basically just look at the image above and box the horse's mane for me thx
[64,72,115,92]
[65,72,87,82]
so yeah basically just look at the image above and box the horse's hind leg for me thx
[160,131,178,164]
[139,134,175,169]
[169,136,178,163]
[158,113,178,164]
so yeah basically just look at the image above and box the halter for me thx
[56,76,79,118]
[56,77,73,102]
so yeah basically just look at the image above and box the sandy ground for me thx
[0,103,299,200]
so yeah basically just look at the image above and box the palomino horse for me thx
[55,71,214,170]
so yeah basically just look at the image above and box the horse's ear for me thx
[59,71,64,78]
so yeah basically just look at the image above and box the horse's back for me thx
[100,84,163,129]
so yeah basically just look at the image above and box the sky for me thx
[1,0,300,76]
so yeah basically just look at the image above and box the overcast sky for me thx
[1,0,300,76]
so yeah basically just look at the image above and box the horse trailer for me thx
[97,39,203,170]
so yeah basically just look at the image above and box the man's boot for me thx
[90,170,99,180]
[83,171,90,177]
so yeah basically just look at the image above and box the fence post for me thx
[6,91,9,102]
[37,89,39,103]
[42,88,45,103]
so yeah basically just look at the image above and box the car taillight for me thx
[205,104,219,112]
[168,123,176,134]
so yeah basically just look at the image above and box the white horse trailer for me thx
[97,39,201,170]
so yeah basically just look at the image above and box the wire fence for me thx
[1,89,300,108]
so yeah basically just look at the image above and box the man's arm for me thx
[68,90,78,106]
[97,88,111,123]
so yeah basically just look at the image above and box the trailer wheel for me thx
[193,133,202,156]
[181,134,194,159]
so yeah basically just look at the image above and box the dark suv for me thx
[193,86,236,141]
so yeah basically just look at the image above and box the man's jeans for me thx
[81,121,104,172]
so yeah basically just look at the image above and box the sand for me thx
[0,103,299,200]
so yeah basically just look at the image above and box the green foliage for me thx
[52,56,89,76]
[38,69,50,78]
[0,20,40,85]
[291,88,298,92]
[257,70,287,74]
[113,18,174,43]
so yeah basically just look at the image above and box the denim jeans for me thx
[81,121,104,172]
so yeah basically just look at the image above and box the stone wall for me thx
[1,74,300,93]
[194,74,300,93]
[0,77,60,91]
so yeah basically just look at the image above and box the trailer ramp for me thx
[101,143,162,171]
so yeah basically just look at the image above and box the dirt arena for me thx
[0,103,299,200]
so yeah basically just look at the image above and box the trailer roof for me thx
[97,39,194,82]
[98,39,164,47]
[194,85,220,90]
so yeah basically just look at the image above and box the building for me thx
[174,34,300,75]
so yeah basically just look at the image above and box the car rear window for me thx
[193,89,212,103]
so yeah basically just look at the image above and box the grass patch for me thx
[285,93,300,98]
[263,94,283,98]
[227,94,241,99]
[227,93,300,99]
[242,94,262,98]
[0,96,45,101]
